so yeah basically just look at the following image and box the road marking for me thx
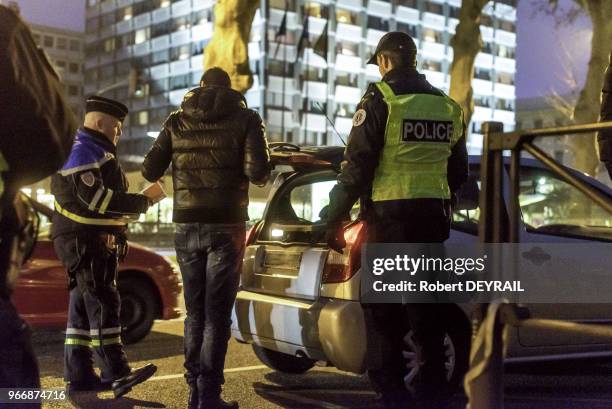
[148,365,268,381]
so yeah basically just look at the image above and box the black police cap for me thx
[86,96,128,122]
[367,31,417,65]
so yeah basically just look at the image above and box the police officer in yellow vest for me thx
[326,32,468,408]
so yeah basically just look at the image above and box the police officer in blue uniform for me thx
[51,96,157,397]
[326,32,469,408]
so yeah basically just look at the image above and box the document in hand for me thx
[140,181,167,204]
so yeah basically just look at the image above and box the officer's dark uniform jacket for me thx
[51,127,149,238]
[327,68,469,226]
[598,50,612,178]
[142,85,270,223]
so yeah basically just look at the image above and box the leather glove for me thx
[325,223,346,254]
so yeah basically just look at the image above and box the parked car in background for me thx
[232,144,612,394]
[13,199,182,344]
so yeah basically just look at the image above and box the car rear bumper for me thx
[232,290,367,374]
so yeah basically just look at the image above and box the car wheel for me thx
[401,316,470,394]
[252,345,315,374]
[118,277,159,344]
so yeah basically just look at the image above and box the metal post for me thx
[478,121,504,243]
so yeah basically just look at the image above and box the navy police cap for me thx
[367,31,417,65]
[86,95,128,122]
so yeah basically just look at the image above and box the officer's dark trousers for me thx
[174,223,245,399]
[365,199,452,408]
[53,234,130,384]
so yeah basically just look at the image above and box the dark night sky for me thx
[11,0,592,100]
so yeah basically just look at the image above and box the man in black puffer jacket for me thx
[142,67,270,409]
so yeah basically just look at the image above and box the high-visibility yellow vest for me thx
[371,81,463,201]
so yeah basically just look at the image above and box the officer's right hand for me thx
[325,224,346,254]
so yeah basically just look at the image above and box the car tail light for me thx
[321,221,365,284]
[245,222,260,246]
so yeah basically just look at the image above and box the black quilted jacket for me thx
[142,86,270,223]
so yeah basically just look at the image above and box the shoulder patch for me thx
[352,109,367,127]
[80,171,96,187]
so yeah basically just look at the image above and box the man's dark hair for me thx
[200,67,231,88]
[380,50,417,69]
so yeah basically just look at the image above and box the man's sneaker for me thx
[198,397,239,409]
[111,363,157,398]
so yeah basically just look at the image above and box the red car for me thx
[12,199,182,344]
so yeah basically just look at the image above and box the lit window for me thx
[304,2,322,18]
[135,28,148,44]
[138,111,149,126]
[160,0,170,7]
[122,6,133,20]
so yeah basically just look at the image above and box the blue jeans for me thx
[174,223,245,397]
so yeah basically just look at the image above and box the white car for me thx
[232,145,612,393]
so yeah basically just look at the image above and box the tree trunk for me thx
[570,0,612,175]
[449,0,489,127]
[203,0,260,94]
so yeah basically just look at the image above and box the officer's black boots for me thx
[197,397,239,409]
[66,375,112,393]
[188,384,199,409]
[112,363,157,398]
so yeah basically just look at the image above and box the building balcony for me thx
[170,59,190,76]
[152,34,170,52]
[365,63,381,79]
[100,0,117,14]
[473,79,494,96]
[336,0,363,11]
[307,16,327,35]
[301,113,327,133]
[495,3,516,20]
[334,85,361,104]
[267,109,296,129]
[193,0,214,11]
[169,89,188,106]
[152,7,171,24]
[192,22,213,41]
[494,83,515,99]
[302,81,328,100]
[495,57,516,73]
[368,0,392,16]
[171,29,191,47]
[133,41,150,56]
[270,9,297,29]
[191,55,203,71]
[481,26,494,42]
[366,28,386,46]
[268,76,297,93]
[495,30,516,47]
[150,63,170,79]
[268,43,296,62]
[493,109,515,124]
[85,57,98,70]
[475,53,493,68]
[336,23,362,42]
[302,48,327,68]
[117,0,132,7]
[396,5,419,23]
[422,12,445,29]
[133,12,151,30]
[422,70,445,89]
[249,41,261,59]
[448,18,459,34]
[116,19,133,35]
[335,54,362,72]
[420,41,446,58]
[334,117,353,135]
[473,106,494,122]
[171,0,191,18]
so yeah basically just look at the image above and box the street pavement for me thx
[30,318,612,409]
